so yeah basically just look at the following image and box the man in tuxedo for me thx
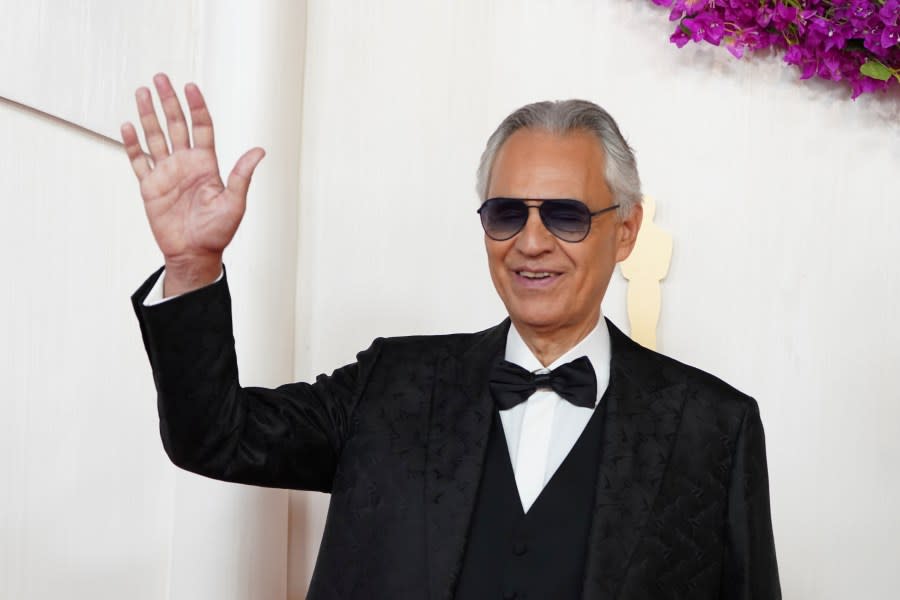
[125,73,780,599]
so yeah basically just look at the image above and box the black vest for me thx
[454,403,606,599]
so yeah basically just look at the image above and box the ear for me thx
[614,203,643,262]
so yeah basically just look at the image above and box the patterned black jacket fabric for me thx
[132,268,781,600]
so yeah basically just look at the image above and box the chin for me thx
[508,305,566,331]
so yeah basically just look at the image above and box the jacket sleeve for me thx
[720,401,782,599]
[131,267,383,492]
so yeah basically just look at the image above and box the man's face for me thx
[484,128,642,338]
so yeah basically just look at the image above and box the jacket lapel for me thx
[425,320,509,600]
[581,320,687,600]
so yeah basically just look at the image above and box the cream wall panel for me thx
[291,1,900,598]
[164,1,307,597]
[0,0,198,140]
[3,1,308,598]
[0,100,173,600]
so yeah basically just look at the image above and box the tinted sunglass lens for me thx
[542,201,590,242]
[479,199,527,240]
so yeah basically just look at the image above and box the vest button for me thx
[512,541,528,556]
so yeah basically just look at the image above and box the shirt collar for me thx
[504,316,611,398]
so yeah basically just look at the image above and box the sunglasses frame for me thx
[477,197,621,243]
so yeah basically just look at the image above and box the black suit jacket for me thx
[133,268,780,599]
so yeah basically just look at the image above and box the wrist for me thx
[163,254,223,297]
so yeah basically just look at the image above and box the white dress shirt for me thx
[143,268,223,306]
[499,320,611,513]
[144,269,612,514]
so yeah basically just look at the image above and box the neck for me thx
[512,313,601,367]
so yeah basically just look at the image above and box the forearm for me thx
[132,268,374,491]
[133,267,247,473]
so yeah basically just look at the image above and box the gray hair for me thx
[475,100,642,219]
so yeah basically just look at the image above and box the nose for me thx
[514,203,556,255]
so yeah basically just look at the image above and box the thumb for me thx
[226,147,266,200]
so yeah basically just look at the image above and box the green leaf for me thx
[860,59,893,81]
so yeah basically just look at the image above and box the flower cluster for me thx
[650,0,900,98]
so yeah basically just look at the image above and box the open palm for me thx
[121,74,264,287]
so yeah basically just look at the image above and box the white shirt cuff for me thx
[143,268,225,306]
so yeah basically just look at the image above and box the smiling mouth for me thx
[516,270,555,280]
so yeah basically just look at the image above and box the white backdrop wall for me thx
[1,99,175,599]
[2,1,306,599]
[291,1,900,599]
[3,1,899,599]
[0,0,197,140]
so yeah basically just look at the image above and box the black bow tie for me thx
[489,356,597,410]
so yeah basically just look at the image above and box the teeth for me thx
[519,271,552,279]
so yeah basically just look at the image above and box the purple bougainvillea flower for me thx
[671,25,692,48]
[725,1,757,26]
[683,12,727,45]
[784,44,818,80]
[820,51,844,81]
[881,0,900,27]
[848,0,877,27]
[865,26,889,55]
[653,0,898,97]
[808,17,853,52]
[724,37,746,58]
[673,0,712,21]
[741,28,766,52]
[851,74,890,98]
[680,0,708,14]
[773,4,798,29]
[792,9,819,36]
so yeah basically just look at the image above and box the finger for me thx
[184,82,215,150]
[226,147,266,200]
[120,122,152,180]
[153,73,190,151]
[136,86,170,162]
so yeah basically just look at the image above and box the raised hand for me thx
[121,73,265,296]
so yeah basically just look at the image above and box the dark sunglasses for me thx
[477,198,620,243]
